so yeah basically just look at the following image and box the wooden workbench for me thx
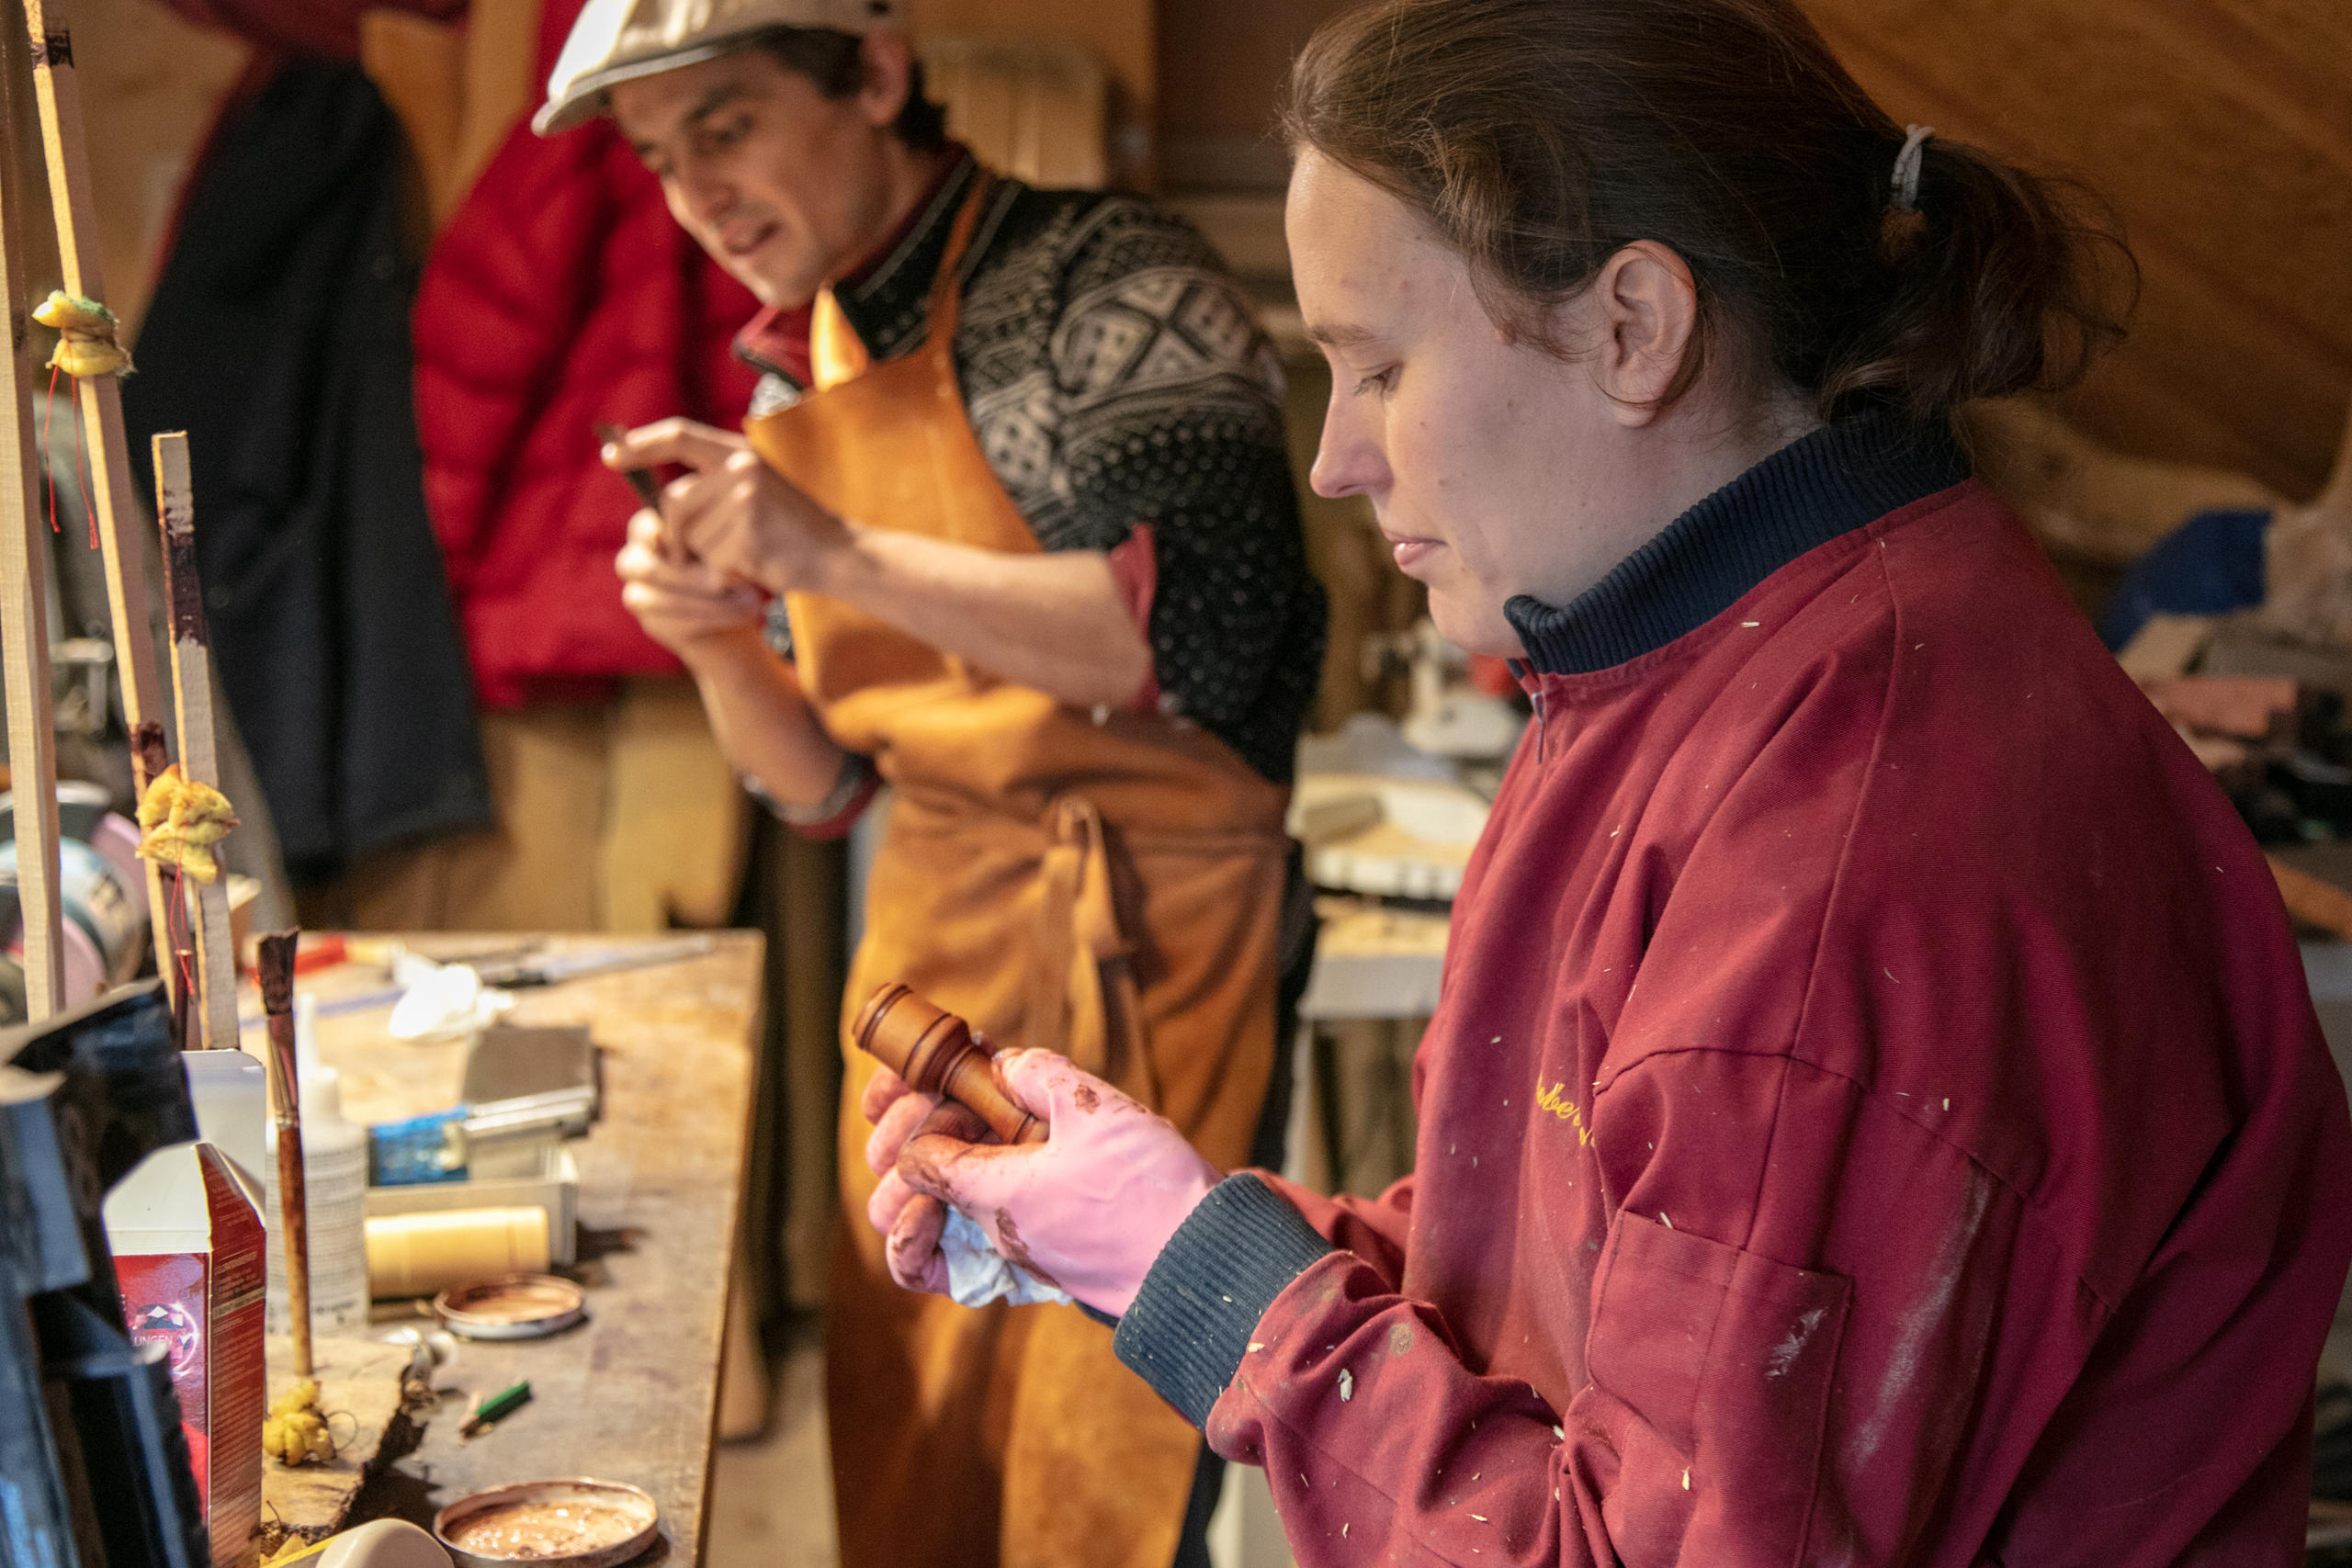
[277,932,764,1565]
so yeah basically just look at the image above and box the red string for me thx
[165,864,196,1003]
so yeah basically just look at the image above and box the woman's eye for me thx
[1352,367,1396,397]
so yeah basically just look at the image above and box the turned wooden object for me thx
[853,983,1046,1145]
[256,931,311,1378]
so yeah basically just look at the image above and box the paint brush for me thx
[256,931,311,1378]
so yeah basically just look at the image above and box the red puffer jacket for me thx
[411,0,759,705]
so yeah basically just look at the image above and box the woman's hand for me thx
[605,418,853,596]
[860,1067,953,1292]
[614,508,767,660]
[865,1050,1224,1317]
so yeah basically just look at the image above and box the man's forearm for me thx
[809,526,1152,710]
[680,627,851,807]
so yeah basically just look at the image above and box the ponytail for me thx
[1284,0,2137,425]
[1822,135,2134,423]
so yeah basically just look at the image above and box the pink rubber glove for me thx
[860,1066,957,1293]
[868,1049,1222,1317]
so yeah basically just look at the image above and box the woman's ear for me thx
[858,28,917,129]
[1589,241,1701,425]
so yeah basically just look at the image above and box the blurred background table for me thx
[261,931,764,1566]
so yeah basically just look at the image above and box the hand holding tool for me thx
[854,983,1044,1145]
[596,422,673,560]
[871,1043,1223,1317]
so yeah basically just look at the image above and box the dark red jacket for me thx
[410,0,758,705]
[1116,416,2352,1565]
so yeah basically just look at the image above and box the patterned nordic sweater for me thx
[738,152,1326,786]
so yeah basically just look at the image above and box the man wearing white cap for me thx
[534,5,1327,1565]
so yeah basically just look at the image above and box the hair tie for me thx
[1891,125,1934,213]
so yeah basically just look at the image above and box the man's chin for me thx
[714,246,822,311]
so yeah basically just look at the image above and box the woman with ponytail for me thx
[865,3,2352,1562]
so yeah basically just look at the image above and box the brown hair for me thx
[752,26,949,152]
[1283,0,2134,423]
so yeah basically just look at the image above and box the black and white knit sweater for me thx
[740,153,1326,786]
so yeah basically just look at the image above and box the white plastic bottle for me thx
[266,1056,372,1337]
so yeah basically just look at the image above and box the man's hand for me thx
[615,509,767,660]
[605,419,852,595]
[865,1050,1223,1317]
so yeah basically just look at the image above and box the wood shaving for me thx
[263,1377,334,1466]
[135,764,237,883]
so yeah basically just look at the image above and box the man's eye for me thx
[709,115,752,148]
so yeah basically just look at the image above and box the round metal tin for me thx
[433,1478,658,1568]
[432,1274,587,1340]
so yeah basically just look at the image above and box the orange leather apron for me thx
[744,175,1291,1568]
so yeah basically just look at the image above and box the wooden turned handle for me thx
[853,983,1047,1145]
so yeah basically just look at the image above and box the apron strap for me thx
[1029,795,1158,1104]
[811,169,999,392]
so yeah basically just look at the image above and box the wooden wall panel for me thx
[911,0,1153,185]
[1800,0,2352,497]
[1157,0,1352,186]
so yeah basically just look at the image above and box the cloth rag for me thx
[388,951,514,1041]
[942,1206,1073,1309]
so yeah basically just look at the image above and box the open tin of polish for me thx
[433,1273,587,1340]
[434,1479,659,1568]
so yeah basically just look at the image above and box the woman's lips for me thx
[1387,536,1441,571]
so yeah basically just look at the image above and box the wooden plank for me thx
[256,1336,415,1556]
[23,0,180,991]
[300,934,765,1563]
[1800,0,2352,494]
[2270,855,2352,942]
[0,44,62,1018]
[151,433,238,1050]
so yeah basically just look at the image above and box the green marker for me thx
[460,1379,533,1437]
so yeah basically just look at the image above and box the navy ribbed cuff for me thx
[1112,1174,1332,1427]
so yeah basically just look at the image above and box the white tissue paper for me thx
[941,1207,1073,1308]
[387,951,514,1042]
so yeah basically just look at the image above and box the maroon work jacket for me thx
[1209,468,2352,1565]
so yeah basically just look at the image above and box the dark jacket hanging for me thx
[126,59,490,886]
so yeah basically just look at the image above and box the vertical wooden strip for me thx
[0,43,62,1018]
[23,0,177,986]
[152,433,239,1050]
[255,931,311,1377]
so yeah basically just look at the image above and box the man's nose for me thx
[675,161,736,227]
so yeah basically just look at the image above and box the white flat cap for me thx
[536,0,904,135]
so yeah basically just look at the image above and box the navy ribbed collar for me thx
[1506,410,1970,675]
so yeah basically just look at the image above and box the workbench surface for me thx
[268,932,764,1566]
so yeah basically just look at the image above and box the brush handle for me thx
[256,930,311,1376]
[852,984,1047,1146]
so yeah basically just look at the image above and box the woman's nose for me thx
[1310,408,1386,501]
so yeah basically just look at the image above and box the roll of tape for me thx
[365,1206,550,1298]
